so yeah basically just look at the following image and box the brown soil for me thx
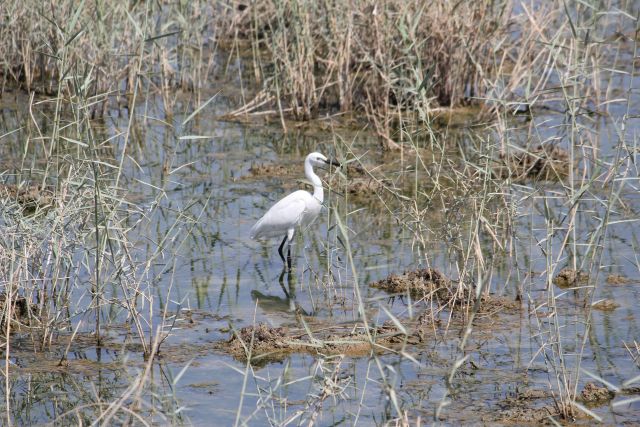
[429,105,486,128]
[517,388,552,400]
[223,311,453,362]
[621,386,640,395]
[370,268,452,299]
[493,404,560,424]
[606,274,633,285]
[474,294,521,316]
[579,382,615,404]
[0,294,30,317]
[370,269,520,315]
[322,321,422,357]
[553,268,589,288]
[592,299,620,311]
[496,144,572,181]
[0,183,54,210]
[230,304,518,362]
[488,387,563,424]
[328,162,388,198]
[248,163,291,177]
[226,324,293,361]
[222,286,520,363]
[344,163,367,176]
[343,177,386,197]
[0,294,39,332]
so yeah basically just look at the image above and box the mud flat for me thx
[493,144,572,182]
[221,269,522,363]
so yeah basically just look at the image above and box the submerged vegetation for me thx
[1,0,640,425]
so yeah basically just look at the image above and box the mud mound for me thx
[606,274,633,285]
[344,177,385,196]
[0,184,54,210]
[370,268,455,300]
[474,295,521,315]
[344,163,366,176]
[490,387,559,423]
[496,144,571,181]
[493,383,615,424]
[226,324,294,360]
[553,268,588,288]
[248,163,291,177]
[220,294,521,362]
[494,404,559,424]
[222,311,456,362]
[329,162,388,198]
[517,388,552,400]
[0,294,39,332]
[223,322,422,361]
[222,271,522,363]
[371,269,520,316]
[322,321,421,357]
[580,382,615,404]
[592,299,619,311]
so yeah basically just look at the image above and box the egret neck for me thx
[305,158,324,204]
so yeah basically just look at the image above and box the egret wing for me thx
[250,191,311,239]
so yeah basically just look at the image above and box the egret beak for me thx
[324,158,341,168]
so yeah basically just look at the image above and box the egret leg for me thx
[277,235,288,265]
[285,228,295,271]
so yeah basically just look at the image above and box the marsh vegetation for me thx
[1,0,640,425]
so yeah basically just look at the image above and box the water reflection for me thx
[250,268,310,316]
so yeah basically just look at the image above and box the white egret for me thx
[250,152,340,270]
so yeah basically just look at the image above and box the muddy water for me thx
[1,86,640,426]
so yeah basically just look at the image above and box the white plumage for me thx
[250,152,339,269]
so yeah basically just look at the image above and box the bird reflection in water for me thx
[250,267,309,316]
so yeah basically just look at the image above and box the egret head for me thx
[306,152,341,168]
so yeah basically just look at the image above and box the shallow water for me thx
[2,72,640,425]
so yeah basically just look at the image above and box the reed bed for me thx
[0,7,203,421]
[0,0,221,116]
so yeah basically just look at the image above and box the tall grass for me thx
[0,0,220,116]
[223,0,554,139]
[0,6,205,422]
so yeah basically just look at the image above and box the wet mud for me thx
[491,389,560,424]
[247,163,291,177]
[222,312,458,363]
[369,268,520,315]
[553,268,589,288]
[592,299,620,311]
[579,382,615,404]
[223,321,424,363]
[221,269,522,363]
[369,268,452,299]
[0,294,39,332]
[0,183,54,210]
[495,144,572,181]
[606,274,634,285]
[329,162,388,198]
